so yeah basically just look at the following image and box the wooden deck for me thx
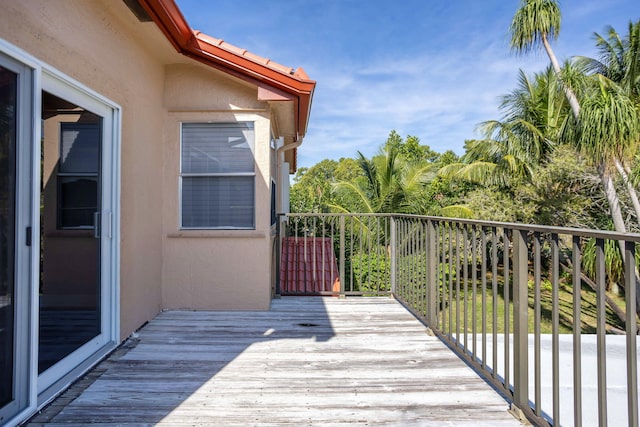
[28,297,523,426]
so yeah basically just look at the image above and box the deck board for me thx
[28,297,523,426]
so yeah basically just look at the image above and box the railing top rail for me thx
[279,212,640,243]
[279,212,395,218]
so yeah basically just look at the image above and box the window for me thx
[57,122,100,229]
[181,122,255,229]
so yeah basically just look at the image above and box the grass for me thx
[399,271,631,335]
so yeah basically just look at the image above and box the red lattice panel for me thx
[280,237,340,294]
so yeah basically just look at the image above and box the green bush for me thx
[350,249,391,293]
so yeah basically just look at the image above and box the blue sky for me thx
[176,0,639,169]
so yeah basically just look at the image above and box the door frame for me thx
[0,38,121,426]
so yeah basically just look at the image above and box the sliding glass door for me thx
[0,50,34,427]
[0,42,120,425]
[0,62,18,423]
[38,92,102,375]
[37,72,117,398]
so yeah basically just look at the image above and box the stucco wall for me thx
[0,0,168,339]
[162,64,273,310]
[1,0,282,340]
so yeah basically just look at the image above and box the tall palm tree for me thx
[576,21,640,225]
[510,1,639,234]
[510,0,581,117]
[511,4,640,314]
[574,75,640,230]
[572,74,640,314]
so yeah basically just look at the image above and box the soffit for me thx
[101,0,182,64]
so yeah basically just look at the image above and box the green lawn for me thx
[399,274,629,334]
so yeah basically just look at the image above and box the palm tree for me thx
[501,67,570,142]
[510,0,639,236]
[510,0,581,117]
[576,21,640,225]
[439,135,534,188]
[578,21,640,102]
[440,68,567,187]
[573,74,640,314]
[510,5,640,314]
[574,75,640,228]
[330,146,435,214]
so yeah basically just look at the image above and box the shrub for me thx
[350,249,391,293]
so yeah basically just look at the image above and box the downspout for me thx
[275,136,302,214]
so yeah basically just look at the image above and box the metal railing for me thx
[277,213,639,427]
[277,213,393,295]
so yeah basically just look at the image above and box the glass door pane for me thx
[0,65,17,411]
[38,91,101,373]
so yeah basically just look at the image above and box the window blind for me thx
[181,122,255,229]
[60,123,100,173]
[58,122,100,228]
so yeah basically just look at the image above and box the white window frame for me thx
[179,122,256,230]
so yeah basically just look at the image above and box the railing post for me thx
[624,240,638,427]
[512,229,529,417]
[339,215,346,297]
[275,214,284,296]
[595,238,608,427]
[390,216,397,295]
[426,219,437,326]
[572,235,583,427]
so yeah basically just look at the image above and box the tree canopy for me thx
[289,16,640,234]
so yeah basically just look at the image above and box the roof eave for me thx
[138,0,315,139]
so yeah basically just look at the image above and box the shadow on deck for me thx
[27,297,523,426]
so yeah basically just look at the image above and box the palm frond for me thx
[440,205,474,219]
[454,161,499,184]
[332,181,374,213]
[576,75,640,166]
[510,0,561,54]
[356,151,379,202]
[437,162,467,180]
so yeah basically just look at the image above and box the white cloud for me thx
[299,42,554,167]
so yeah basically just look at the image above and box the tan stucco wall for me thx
[162,65,274,310]
[1,0,168,339]
[2,1,283,340]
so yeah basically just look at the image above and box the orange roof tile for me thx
[139,0,315,140]
[194,32,298,78]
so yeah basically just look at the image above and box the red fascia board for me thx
[138,0,315,138]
